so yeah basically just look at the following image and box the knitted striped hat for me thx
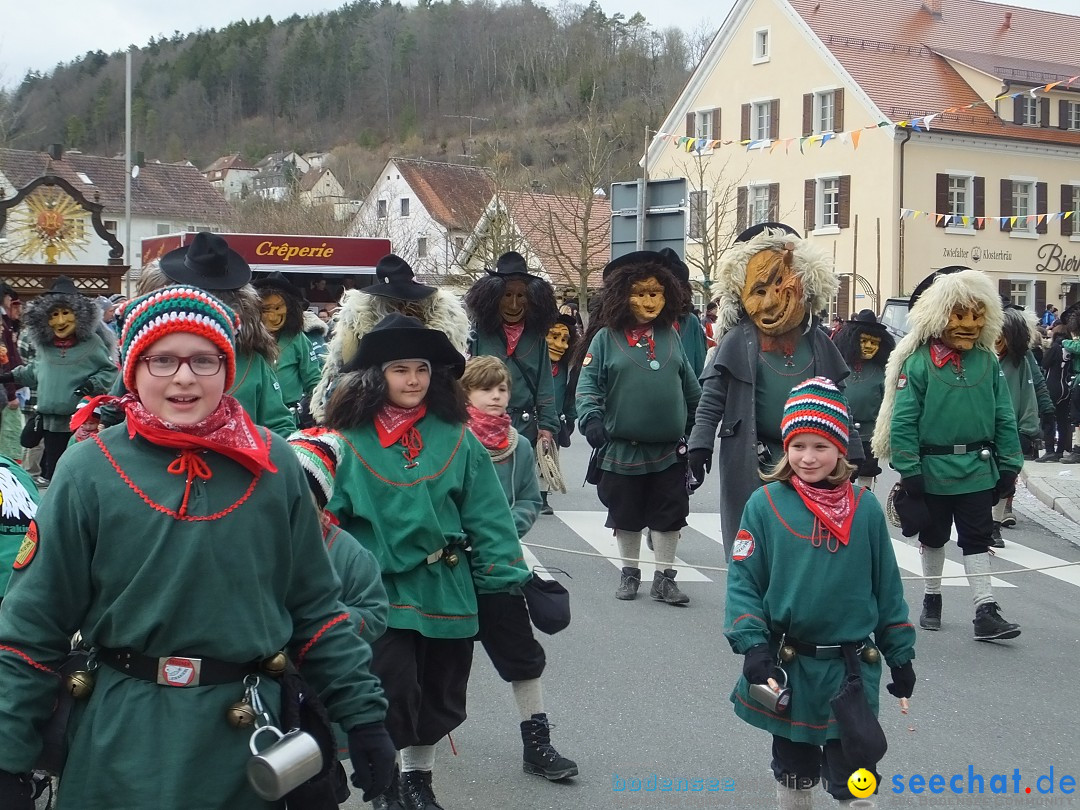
[780,376,850,454]
[287,428,342,506]
[120,285,239,392]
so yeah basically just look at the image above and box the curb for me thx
[1019,468,1080,528]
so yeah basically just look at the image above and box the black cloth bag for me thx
[522,573,571,635]
[829,644,887,769]
[20,411,43,449]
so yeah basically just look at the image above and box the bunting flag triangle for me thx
[820,132,834,146]
[850,129,862,150]
[976,217,985,228]
[961,216,969,226]
[935,213,945,225]
[899,208,909,219]
[1010,216,1018,226]
[1038,214,1046,226]
[1067,211,1076,220]
[798,137,806,155]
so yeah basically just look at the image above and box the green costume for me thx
[326,415,531,639]
[274,330,322,407]
[890,345,1023,495]
[230,350,298,436]
[1000,355,1040,443]
[725,482,915,745]
[755,340,815,463]
[0,428,386,809]
[11,337,116,432]
[0,456,39,598]
[470,330,558,441]
[325,523,388,645]
[490,433,541,539]
[576,326,701,475]
[551,360,577,440]
[846,363,886,444]
[676,312,707,378]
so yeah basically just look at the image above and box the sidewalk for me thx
[1020,458,1080,527]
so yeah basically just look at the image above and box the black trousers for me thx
[1042,401,1073,454]
[772,736,877,800]
[40,430,71,480]
[919,490,994,554]
[597,461,689,533]
[370,629,473,748]
[476,592,546,682]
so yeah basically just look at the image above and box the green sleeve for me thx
[459,435,532,594]
[1062,338,1080,354]
[681,350,703,435]
[85,342,118,395]
[723,490,772,654]
[865,494,916,668]
[889,354,927,479]
[256,359,300,437]
[1027,351,1053,416]
[0,457,96,772]
[299,333,323,396]
[535,339,559,434]
[681,317,707,378]
[11,361,36,389]
[510,440,541,539]
[332,530,389,645]
[991,357,1023,474]
[574,332,607,429]
[563,377,577,425]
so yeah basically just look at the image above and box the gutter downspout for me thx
[897,127,912,295]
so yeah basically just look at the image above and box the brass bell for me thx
[65,670,95,700]
[444,551,460,568]
[861,646,881,665]
[261,651,288,677]
[778,645,797,664]
[226,698,258,729]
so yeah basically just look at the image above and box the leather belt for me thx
[920,442,992,456]
[778,637,867,660]
[99,647,263,688]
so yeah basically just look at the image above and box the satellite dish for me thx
[131,165,140,179]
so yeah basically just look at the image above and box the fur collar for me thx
[23,291,101,346]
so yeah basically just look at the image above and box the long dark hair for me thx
[464,275,558,334]
[323,366,468,430]
[258,287,305,337]
[999,307,1031,365]
[833,322,894,368]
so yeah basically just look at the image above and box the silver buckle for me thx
[156,656,202,687]
[952,444,966,455]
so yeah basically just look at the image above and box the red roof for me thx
[791,0,1080,147]
[392,158,495,232]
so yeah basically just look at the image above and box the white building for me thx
[202,154,258,201]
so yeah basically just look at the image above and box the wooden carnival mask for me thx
[860,334,881,360]
[49,306,77,339]
[260,293,287,333]
[629,277,665,325]
[740,246,806,338]
[499,280,527,325]
[942,303,986,352]
[546,322,570,362]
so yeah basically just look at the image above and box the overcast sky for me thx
[1,0,1075,89]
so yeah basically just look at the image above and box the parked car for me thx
[879,297,911,341]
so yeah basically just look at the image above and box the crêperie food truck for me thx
[141,233,392,306]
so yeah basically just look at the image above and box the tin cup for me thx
[748,666,792,715]
[247,725,323,800]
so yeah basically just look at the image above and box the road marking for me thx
[685,513,722,543]
[888,537,1014,588]
[521,544,553,579]
[986,541,1080,588]
[556,511,712,581]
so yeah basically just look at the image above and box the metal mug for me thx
[247,725,323,800]
[748,666,791,715]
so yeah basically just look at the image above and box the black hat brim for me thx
[602,250,664,280]
[352,327,465,378]
[734,222,801,243]
[254,273,306,301]
[364,281,438,302]
[160,245,252,291]
[908,266,969,311]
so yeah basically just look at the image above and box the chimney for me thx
[923,0,942,17]
[48,143,63,160]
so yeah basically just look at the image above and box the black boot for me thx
[540,491,554,516]
[919,593,941,631]
[399,770,444,810]
[990,521,1005,548]
[520,713,579,781]
[973,602,1021,641]
[371,766,404,810]
[650,568,690,605]
[615,567,641,600]
[1035,450,1061,463]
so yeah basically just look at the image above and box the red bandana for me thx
[466,404,511,451]
[929,338,963,373]
[375,402,427,467]
[52,336,77,349]
[503,321,526,356]
[791,477,856,546]
[551,360,560,377]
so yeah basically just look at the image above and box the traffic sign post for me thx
[610,178,687,261]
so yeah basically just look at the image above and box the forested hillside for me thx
[1,0,709,195]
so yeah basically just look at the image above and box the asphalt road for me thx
[339,439,1080,810]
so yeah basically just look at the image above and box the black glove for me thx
[742,644,774,685]
[902,474,925,498]
[886,661,916,699]
[0,770,34,810]
[74,383,95,399]
[583,417,609,450]
[687,448,712,492]
[347,722,396,802]
[996,470,1018,499]
[1019,435,1035,458]
[0,372,14,386]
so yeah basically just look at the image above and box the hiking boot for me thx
[650,568,690,605]
[540,491,554,516]
[615,567,641,601]
[919,593,941,631]
[1035,450,1061,463]
[399,770,444,810]
[1059,450,1080,464]
[520,713,579,781]
[1001,503,1016,528]
[990,522,1005,548]
[973,602,1021,641]
[372,767,404,810]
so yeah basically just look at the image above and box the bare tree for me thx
[230,194,349,236]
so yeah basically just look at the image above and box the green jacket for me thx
[326,416,531,639]
[489,433,541,539]
[274,331,322,406]
[890,344,1022,495]
[229,351,298,436]
[676,313,708,378]
[325,524,388,644]
[13,336,117,432]
[0,429,385,808]
[725,482,915,745]
[1000,355,1040,441]
[551,360,577,435]
[576,325,701,475]
[471,329,559,440]
[0,456,39,597]
[846,363,886,444]
[1063,338,1080,378]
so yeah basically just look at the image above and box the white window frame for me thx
[1069,180,1080,243]
[400,198,410,217]
[944,171,975,234]
[752,101,771,141]
[1067,102,1080,131]
[815,175,841,234]
[746,183,771,229]
[1009,176,1037,239]
[1021,96,1039,126]
[1008,280,1032,309]
[103,219,118,233]
[813,89,836,135]
[417,235,428,258]
[156,223,172,235]
[694,110,713,142]
[376,199,388,220]
[752,27,770,64]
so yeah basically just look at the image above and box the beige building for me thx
[646,0,1080,317]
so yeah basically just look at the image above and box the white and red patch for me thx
[13,521,38,570]
[732,529,755,561]
[160,657,197,687]
[897,373,907,390]
[582,353,593,367]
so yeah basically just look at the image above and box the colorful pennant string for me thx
[898,209,1076,226]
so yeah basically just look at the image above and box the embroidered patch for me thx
[582,353,593,367]
[13,521,38,570]
[897,373,907,390]
[160,657,198,687]
[732,529,755,561]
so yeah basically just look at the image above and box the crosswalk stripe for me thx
[986,541,1080,588]
[521,545,553,580]
[556,511,713,581]
[888,537,1014,588]
[685,513,722,543]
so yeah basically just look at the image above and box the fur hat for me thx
[781,376,850,454]
[22,280,101,346]
[871,268,1003,462]
[712,225,837,342]
[287,428,342,507]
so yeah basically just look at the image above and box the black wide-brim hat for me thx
[734,221,801,243]
[846,308,889,336]
[350,313,465,377]
[253,270,305,300]
[907,266,968,311]
[160,232,252,291]
[365,254,437,301]
[602,250,665,280]
[657,247,690,285]
[41,275,81,298]
[487,251,540,280]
